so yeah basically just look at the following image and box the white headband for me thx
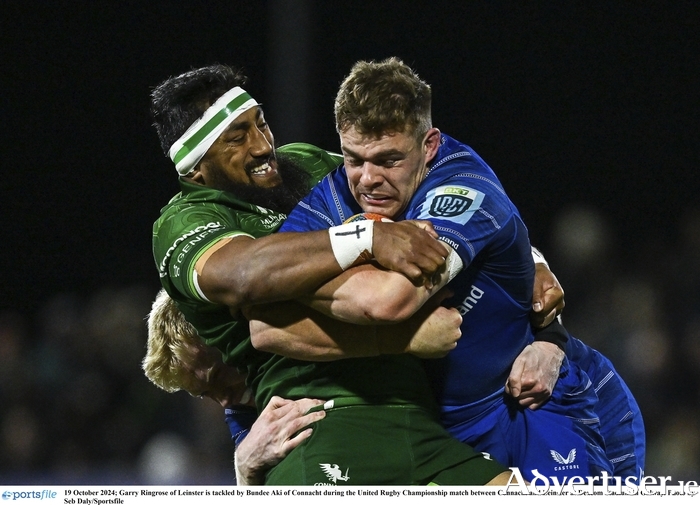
[168,86,259,175]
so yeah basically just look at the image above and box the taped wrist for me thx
[446,248,464,283]
[533,317,568,352]
[328,220,374,270]
[531,246,549,267]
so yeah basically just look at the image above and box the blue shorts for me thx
[442,356,612,481]
[567,336,646,478]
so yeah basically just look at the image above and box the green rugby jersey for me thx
[153,142,438,413]
[153,143,339,375]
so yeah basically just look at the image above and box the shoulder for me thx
[408,139,517,226]
[155,186,231,233]
[428,135,506,197]
[279,143,343,168]
[432,135,486,172]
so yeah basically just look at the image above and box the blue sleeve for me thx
[405,174,516,266]
[281,192,337,232]
[281,171,361,232]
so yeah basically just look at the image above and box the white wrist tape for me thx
[446,248,464,283]
[531,246,549,267]
[430,246,463,290]
[328,220,375,270]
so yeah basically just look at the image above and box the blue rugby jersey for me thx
[281,135,616,478]
[281,134,535,408]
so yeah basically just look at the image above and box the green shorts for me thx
[264,404,506,485]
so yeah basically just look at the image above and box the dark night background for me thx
[1,0,699,484]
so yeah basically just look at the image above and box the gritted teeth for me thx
[250,162,272,175]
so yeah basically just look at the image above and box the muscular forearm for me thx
[248,301,379,360]
[199,231,344,311]
[299,264,436,324]
[297,243,460,325]
[247,301,414,360]
[198,220,450,314]
[247,298,460,361]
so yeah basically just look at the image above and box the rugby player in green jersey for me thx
[144,287,329,484]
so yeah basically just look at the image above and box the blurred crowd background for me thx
[2,1,698,485]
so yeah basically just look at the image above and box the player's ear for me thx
[186,164,206,185]
[423,127,441,164]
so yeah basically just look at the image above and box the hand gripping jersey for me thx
[283,134,534,404]
[152,143,342,385]
[152,142,437,409]
[153,142,507,484]
[282,134,613,480]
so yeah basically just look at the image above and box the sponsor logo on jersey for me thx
[439,237,460,251]
[550,448,580,471]
[316,463,350,485]
[417,185,485,225]
[456,285,484,315]
[255,207,286,228]
[159,222,224,277]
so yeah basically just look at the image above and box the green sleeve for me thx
[153,203,253,302]
[278,142,342,184]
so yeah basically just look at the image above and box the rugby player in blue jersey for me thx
[254,57,644,481]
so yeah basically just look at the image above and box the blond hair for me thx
[142,289,201,393]
[334,57,432,141]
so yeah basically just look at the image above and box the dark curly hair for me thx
[150,64,248,155]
